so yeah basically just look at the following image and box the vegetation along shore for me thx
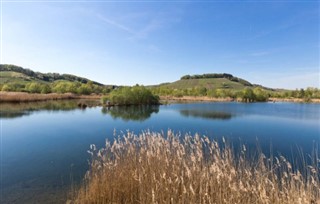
[1,64,320,103]
[68,131,320,204]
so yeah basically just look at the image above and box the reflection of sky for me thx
[1,102,319,203]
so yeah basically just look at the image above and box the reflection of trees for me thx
[180,109,233,120]
[0,112,31,118]
[101,105,159,121]
[0,100,80,119]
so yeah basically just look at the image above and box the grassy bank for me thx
[161,96,320,103]
[2,92,319,104]
[269,97,320,103]
[69,131,319,204]
[160,96,235,102]
[0,92,101,102]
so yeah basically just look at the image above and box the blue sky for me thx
[1,1,319,89]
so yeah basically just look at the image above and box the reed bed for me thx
[0,92,100,102]
[70,131,320,204]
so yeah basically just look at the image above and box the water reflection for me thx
[0,100,83,119]
[2,101,319,203]
[179,109,233,120]
[101,105,159,121]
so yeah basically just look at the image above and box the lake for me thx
[1,100,319,203]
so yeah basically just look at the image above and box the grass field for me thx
[0,71,39,84]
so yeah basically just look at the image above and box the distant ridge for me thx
[0,64,104,86]
[151,72,277,91]
[180,73,252,87]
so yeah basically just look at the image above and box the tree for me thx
[253,87,268,102]
[197,87,207,96]
[77,84,92,95]
[241,88,255,102]
[298,88,305,98]
[40,84,51,94]
[107,85,159,105]
[52,82,67,93]
[26,82,42,93]
[1,84,13,92]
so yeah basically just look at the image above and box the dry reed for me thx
[69,130,320,204]
[0,92,100,102]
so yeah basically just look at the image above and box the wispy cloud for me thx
[96,14,136,35]
[96,9,182,41]
[130,19,164,40]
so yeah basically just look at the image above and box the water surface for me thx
[1,101,319,203]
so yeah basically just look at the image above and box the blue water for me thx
[1,101,319,203]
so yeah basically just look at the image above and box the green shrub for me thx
[108,85,159,105]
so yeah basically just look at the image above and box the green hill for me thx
[153,73,275,91]
[0,64,104,85]
[159,78,249,90]
[150,73,279,101]
[0,64,114,94]
[2,65,318,101]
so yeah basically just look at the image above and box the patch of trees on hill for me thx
[0,64,103,85]
[180,73,252,87]
[1,81,112,95]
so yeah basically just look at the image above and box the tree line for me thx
[1,81,112,95]
[151,86,320,102]
[270,88,320,101]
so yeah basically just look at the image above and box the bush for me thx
[253,87,269,102]
[77,84,92,95]
[25,82,42,93]
[1,84,14,92]
[107,85,159,105]
[238,88,268,102]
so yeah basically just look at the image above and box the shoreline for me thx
[1,92,320,103]
[160,96,320,103]
[160,96,234,103]
[0,92,101,103]
[268,97,320,103]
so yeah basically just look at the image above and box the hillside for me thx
[2,65,318,101]
[0,64,105,86]
[149,73,283,101]
[159,78,249,90]
[0,64,115,94]
[154,73,274,91]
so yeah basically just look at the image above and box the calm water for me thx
[1,101,319,203]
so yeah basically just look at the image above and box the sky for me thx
[1,1,319,89]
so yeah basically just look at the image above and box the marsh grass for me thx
[70,131,320,204]
[0,92,100,102]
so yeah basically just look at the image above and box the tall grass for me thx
[70,131,319,204]
[0,92,100,102]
